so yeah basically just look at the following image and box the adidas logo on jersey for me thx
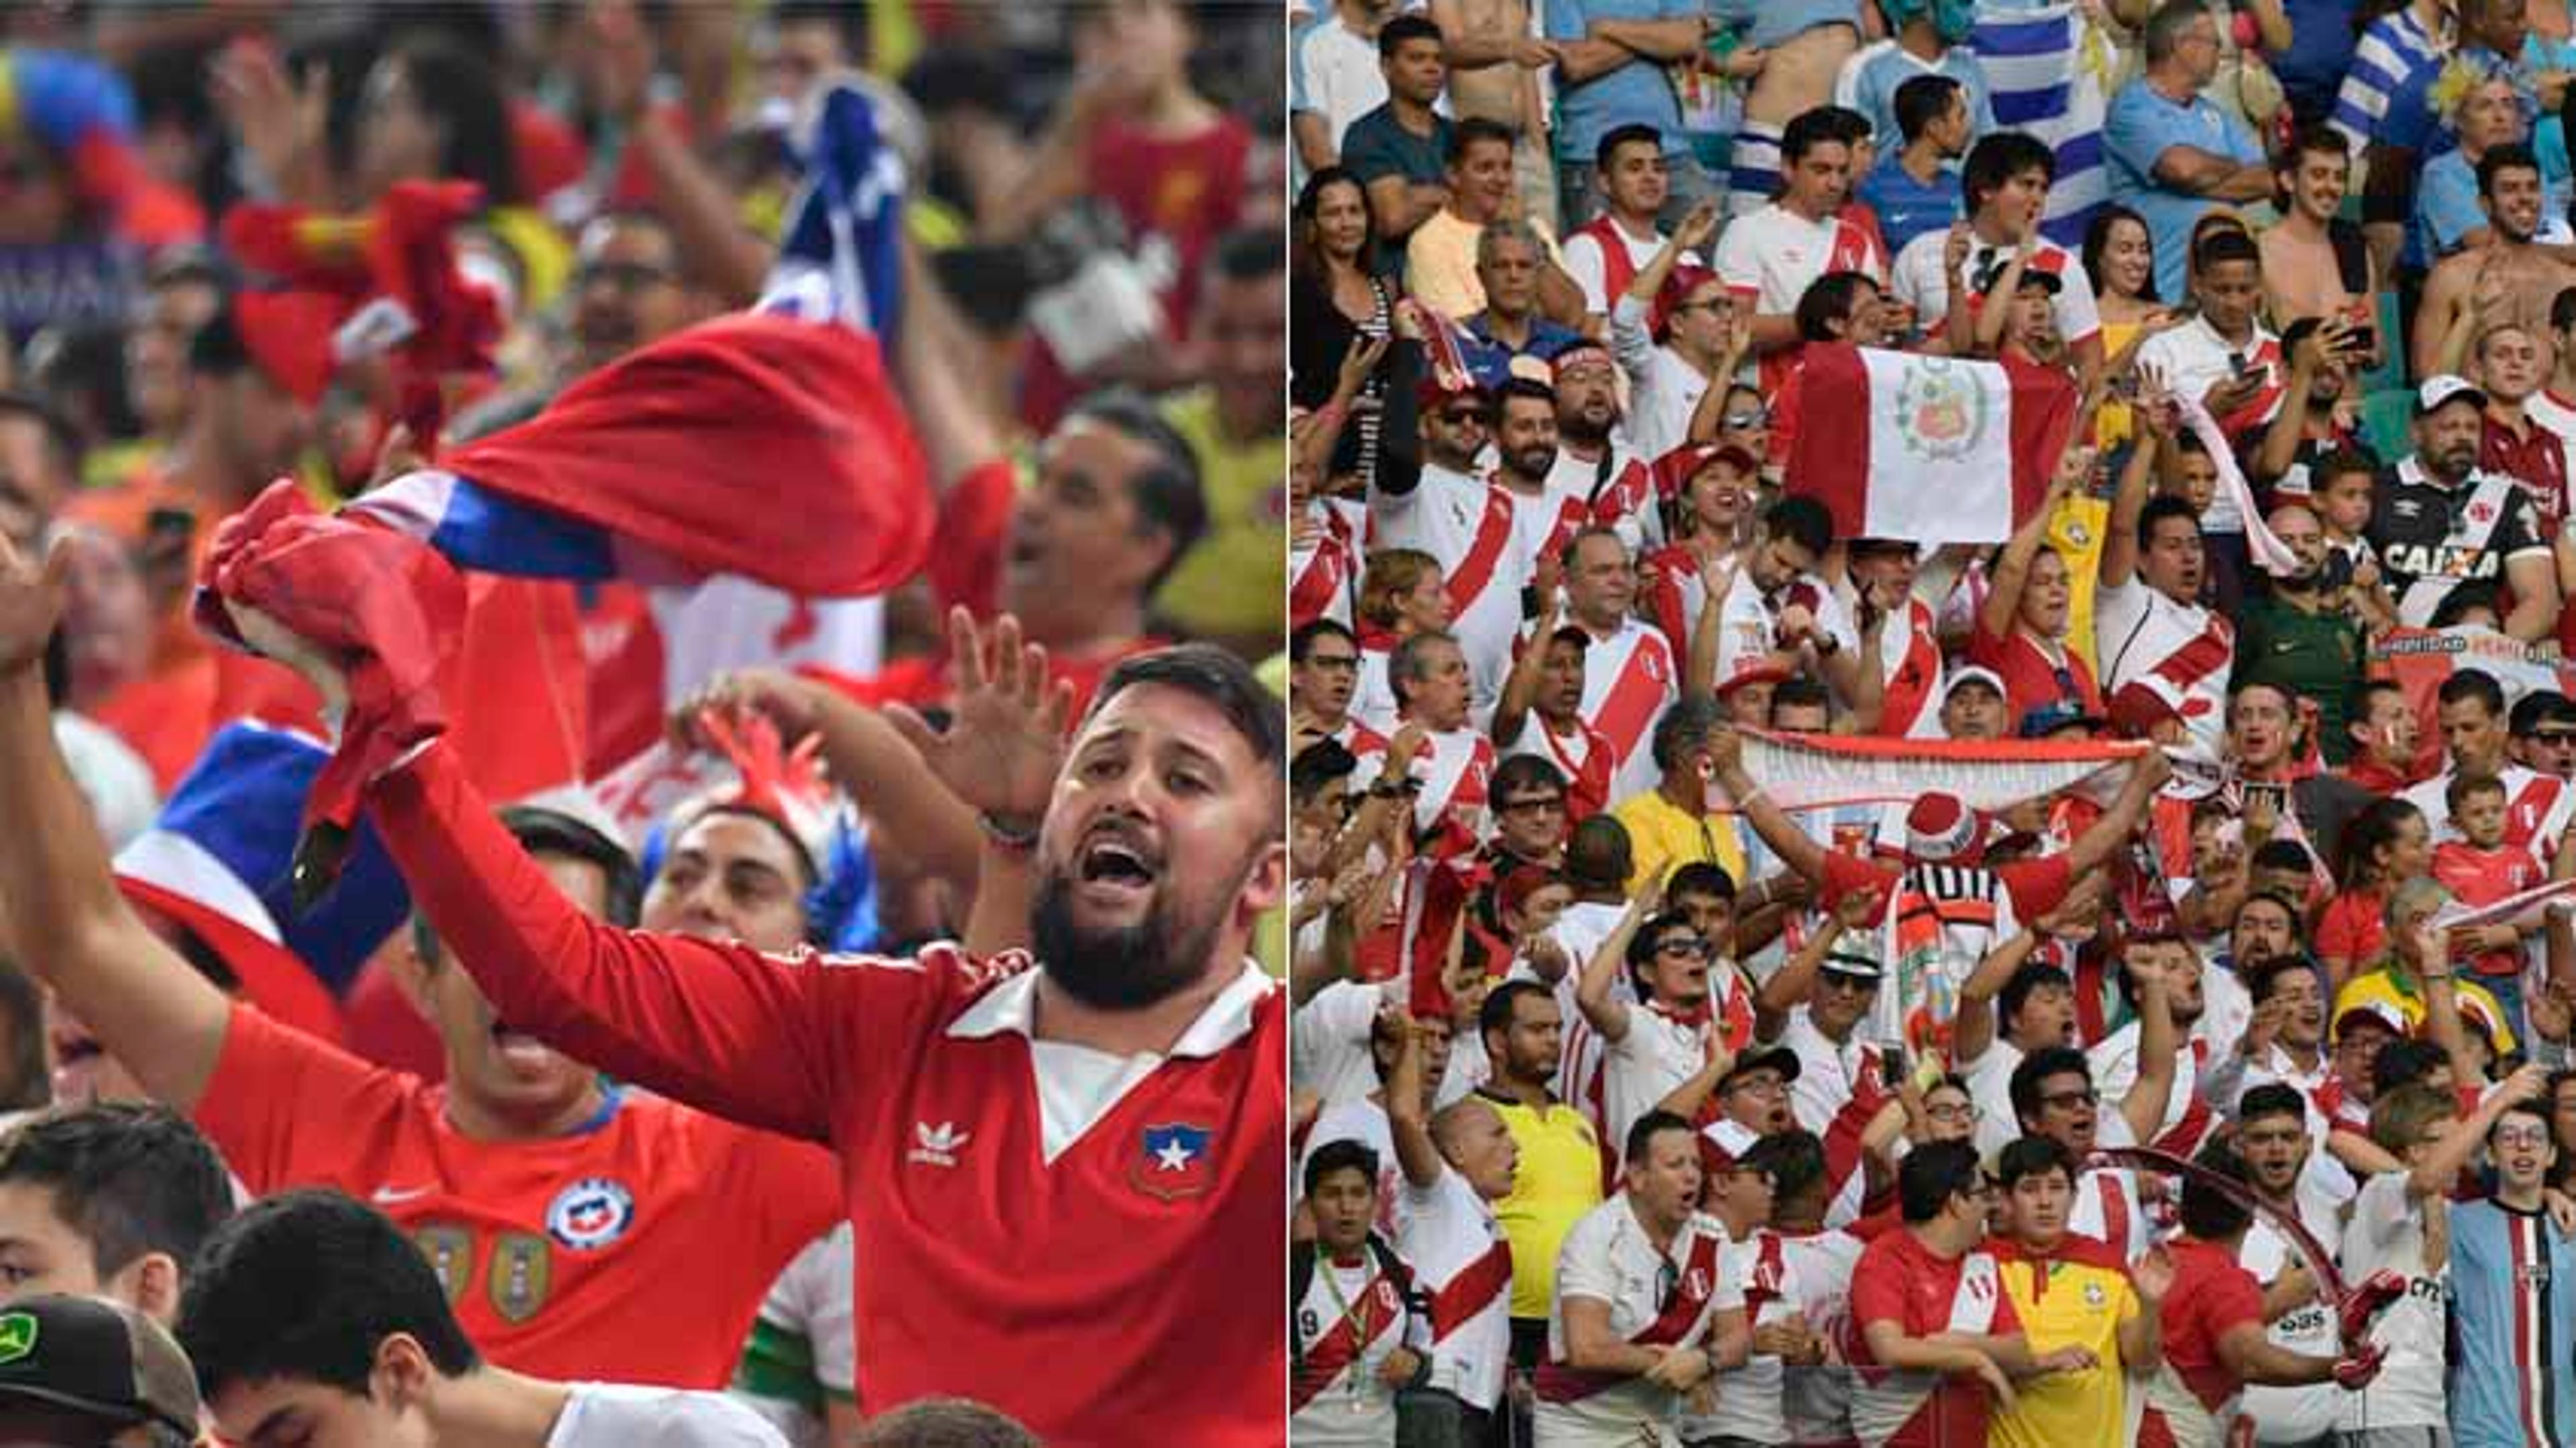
[908,1120,970,1168]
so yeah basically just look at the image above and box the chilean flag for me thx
[1785,345,2076,547]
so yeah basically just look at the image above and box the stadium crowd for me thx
[0,3,1290,1447]
[1289,0,2576,1445]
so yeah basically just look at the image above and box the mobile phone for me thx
[2343,324,2377,355]
[2245,781,2286,817]
[2228,352,2253,379]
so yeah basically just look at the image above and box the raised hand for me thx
[210,40,327,196]
[0,531,66,676]
[2132,1244,2176,1304]
[1674,201,1723,253]
[1835,886,1887,931]
[668,668,824,753]
[1336,332,1391,399]
[883,607,1075,828]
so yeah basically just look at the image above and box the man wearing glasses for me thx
[1575,892,1741,1160]
[2442,1092,2576,1446]
[2004,943,2180,1264]
[1542,344,1662,552]
[1291,619,1385,756]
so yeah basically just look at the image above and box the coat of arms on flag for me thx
[1132,1123,1216,1201]
[1786,344,2076,548]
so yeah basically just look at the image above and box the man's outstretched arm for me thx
[0,539,228,1110]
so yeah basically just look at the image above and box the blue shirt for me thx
[1705,0,1866,53]
[1545,0,1699,160]
[1855,150,1964,257]
[2104,78,2261,303]
[2447,1199,2576,1448]
[1837,40,1995,154]
[1460,313,1587,383]
[2332,6,2447,158]
[2416,149,2485,264]
[1339,103,1452,193]
[2273,0,2361,122]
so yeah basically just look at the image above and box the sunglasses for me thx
[1656,937,1711,960]
[1499,795,1568,816]
[2038,1088,2100,1110]
[1722,410,1769,429]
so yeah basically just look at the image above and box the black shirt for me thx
[2366,456,2549,625]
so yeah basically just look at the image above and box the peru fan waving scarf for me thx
[197,83,931,877]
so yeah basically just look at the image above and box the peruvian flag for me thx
[1786,345,2077,547]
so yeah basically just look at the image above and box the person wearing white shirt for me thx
[1609,203,1745,464]
[2002,956,2179,1263]
[176,1190,794,1448]
[1561,123,1686,320]
[1301,1012,1457,1239]
[1951,932,2078,1161]
[2097,445,2235,757]
[1711,109,1889,360]
[1576,896,1735,1161]
[1387,1011,1522,1440]
[1534,1112,1750,1446]
[1293,0,1401,170]
[1295,976,1408,1106]
[1293,1138,1431,1443]
[1890,131,2104,389]
[2229,1083,2351,1448]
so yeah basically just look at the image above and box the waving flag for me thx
[1970,3,2111,247]
[1785,345,2077,548]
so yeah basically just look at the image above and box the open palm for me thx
[887,607,1074,825]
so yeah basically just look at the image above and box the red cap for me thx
[1415,374,1490,413]
[233,290,347,407]
[1713,661,1793,697]
[1651,264,1725,342]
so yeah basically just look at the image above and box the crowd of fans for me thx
[1289,0,2576,1444]
[0,2,1289,1447]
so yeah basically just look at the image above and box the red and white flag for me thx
[1785,345,2076,547]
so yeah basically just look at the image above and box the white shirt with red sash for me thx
[1715,570,1861,696]
[1536,1198,1739,1445]
[1499,713,1616,822]
[2097,575,2237,756]
[2090,1024,2218,1160]
[1291,498,1364,629]
[1642,542,1720,658]
[1368,464,1537,718]
[1865,594,1945,739]
[1552,441,1664,553]
[1602,1000,1717,1163]
[2136,316,2287,533]
[1503,478,1593,571]
[1687,1225,1866,1446]
[1365,723,1494,858]
[1291,1242,1426,1443]
[1783,1004,1886,1141]
[1890,229,2104,351]
[2403,760,2575,856]
[1576,617,1679,804]
[1399,1163,1515,1412]
[2070,1110,2154,1263]
[1562,214,1678,316]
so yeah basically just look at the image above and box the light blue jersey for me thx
[2447,1198,2576,1448]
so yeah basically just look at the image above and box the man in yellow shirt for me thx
[1988,1136,2171,1448]
[1472,979,1605,1382]
[1153,229,1285,658]
[1609,694,1748,894]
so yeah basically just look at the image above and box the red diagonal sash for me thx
[1533,1228,1725,1402]
[1293,1267,1405,1412]
[1428,1241,1515,1338]
[1442,485,1519,617]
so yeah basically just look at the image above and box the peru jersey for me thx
[1576,617,1678,805]
[1398,1164,1515,1411]
[372,743,1287,1448]
[1536,1198,1739,1445]
[1499,714,1616,822]
[1686,1226,1866,1445]
[1369,465,1534,715]
[1291,1247,1422,1444]
[196,1005,841,1390]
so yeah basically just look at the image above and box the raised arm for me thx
[1756,886,1882,1030]
[2116,950,2179,1145]
[2063,748,2169,878]
[2098,386,2166,590]
[1705,726,1830,884]
[1576,878,1664,1042]
[1953,925,2045,1066]
[1385,1011,1445,1189]
[2251,323,2334,484]
[1973,233,2039,356]
[1982,451,2086,641]
[2116,1246,2172,1372]
[0,537,229,1112]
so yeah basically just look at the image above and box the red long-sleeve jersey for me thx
[369,741,1287,1448]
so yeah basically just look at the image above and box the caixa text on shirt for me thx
[2378,541,2503,585]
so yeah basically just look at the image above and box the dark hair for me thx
[1480,978,1555,1044]
[1998,962,2072,1034]
[2447,770,2508,811]
[1562,814,1633,891]
[1894,75,1964,146]
[1291,739,1358,806]
[414,794,652,964]
[2082,203,2156,304]
[2179,1137,2253,1238]
[2336,797,2425,886]
[1291,618,1358,664]
[1596,123,1664,171]
[176,1189,482,1399]
[1624,1107,1696,1167]
[2009,1045,2092,1126]
[2311,448,2383,493]
[2372,1038,2447,1096]
[186,299,254,378]
[1649,693,1726,772]
[1741,1129,1826,1202]
[1211,225,1282,285]
[1448,117,1517,167]
[2277,121,2350,172]
[2492,1096,2553,1142]
[2479,142,2544,199]
[1665,862,1736,902]
[1089,643,1285,772]
[1495,376,1557,417]
[2137,493,2204,549]
[2428,578,2504,630]
[0,1105,232,1282]
[1063,389,1208,594]
[1897,1139,1984,1222]
[1995,1134,2075,1188]
[1796,270,1882,343]
[1379,13,1443,56]
[1769,675,1833,721]
[1815,105,1874,148]
[2438,668,2507,718]
[379,38,521,206]
[1303,1137,1381,1197]
[853,1398,1040,1448]
[2238,1081,2308,1127]
[2347,677,2405,735]
[1490,752,1566,810]
[2143,0,2210,61]
[1781,107,1845,166]
[1293,166,1379,280]
[1964,131,2056,216]
[1762,495,1835,559]
[2194,228,2262,273]
[2248,839,2314,878]
[2554,284,2576,334]
[1624,908,1701,994]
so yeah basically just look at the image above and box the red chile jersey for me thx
[370,741,1287,1448]
[195,1005,841,1388]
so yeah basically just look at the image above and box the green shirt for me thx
[2234,591,2365,764]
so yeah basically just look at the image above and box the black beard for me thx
[1509,446,1558,480]
[1560,411,1612,445]
[1030,856,1239,1011]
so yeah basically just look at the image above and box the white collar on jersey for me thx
[946,958,1274,1057]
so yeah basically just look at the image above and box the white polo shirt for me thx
[551,1384,791,1447]
[1399,1162,1515,1410]
[1538,1196,1740,1444]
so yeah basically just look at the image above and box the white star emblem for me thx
[1155,1138,1196,1172]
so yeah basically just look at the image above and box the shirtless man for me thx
[1430,0,1558,226]
[2414,144,2576,380]
[2259,125,2377,347]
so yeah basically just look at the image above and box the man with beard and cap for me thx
[97,490,1291,1448]
[2414,144,2576,376]
[1556,527,1676,803]
[1575,889,1740,1157]
[1385,1009,1520,1444]
[2375,374,2565,643]
[1542,343,1662,552]
[1534,1110,1748,1447]
[2234,503,2367,762]
[2225,1082,2351,1448]
[1472,979,1605,1386]
[1375,377,1534,719]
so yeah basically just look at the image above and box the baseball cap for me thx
[0,1295,199,1439]
[2019,699,2107,738]
[2332,997,2406,1040]
[1722,1042,1803,1089]
[1713,662,1794,698]
[1945,666,2006,701]
[2416,374,2487,417]
[1414,375,1490,413]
